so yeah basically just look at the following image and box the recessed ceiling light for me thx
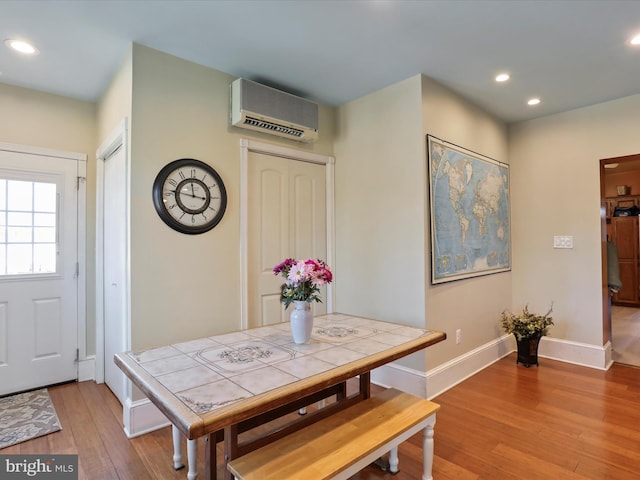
[495,73,510,82]
[4,39,39,55]
[527,98,541,106]
[630,33,640,45]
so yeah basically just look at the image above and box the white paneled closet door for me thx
[247,151,327,328]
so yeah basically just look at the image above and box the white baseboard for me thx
[123,396,171,438]
[373,334,612,402]
[426,334,514,399]
[78,356,95,382]
[538,336,611,371]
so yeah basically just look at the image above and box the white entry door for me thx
[248,151,327,327]
[0,148,79,396]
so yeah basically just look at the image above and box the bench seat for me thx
[227,388,440,480]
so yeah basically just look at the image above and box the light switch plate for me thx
[553,235,573,249]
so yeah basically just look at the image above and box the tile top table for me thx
[114,313,446,478]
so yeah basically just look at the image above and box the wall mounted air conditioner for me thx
[230,78,318,143]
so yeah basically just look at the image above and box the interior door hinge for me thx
[77,176,86,190]
[75,349,79,363]
[75,262,79,278]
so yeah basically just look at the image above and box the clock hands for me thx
[174,187,207,201]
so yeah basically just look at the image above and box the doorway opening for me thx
[601,153,640,368]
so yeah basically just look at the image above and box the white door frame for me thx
[0,141,87,377]
[240,138,335,330]
[95,119,131,386]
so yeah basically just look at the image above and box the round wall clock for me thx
[152,158,227,235]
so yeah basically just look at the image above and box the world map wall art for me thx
[427,135,511,284]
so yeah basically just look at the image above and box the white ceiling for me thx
[2,0,640,124]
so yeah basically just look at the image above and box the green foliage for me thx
[501,304,554,341]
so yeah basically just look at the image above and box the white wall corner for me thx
[78,356,95,382]
[122,396,171,438]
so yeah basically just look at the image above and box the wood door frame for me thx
[0,141,87,379]
[239,138,335,330]
[95,118,131,389]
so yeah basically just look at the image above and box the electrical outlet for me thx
[456,329,462,344]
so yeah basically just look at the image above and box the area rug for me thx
[0,388,61,449]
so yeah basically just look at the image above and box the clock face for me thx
[152,159,227,234]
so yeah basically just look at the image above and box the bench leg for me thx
[172,424,185,470]
[422,419,436,480]
[389,446,399,474]
[187,438,198,480]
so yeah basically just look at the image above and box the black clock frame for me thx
[152,158,227,235]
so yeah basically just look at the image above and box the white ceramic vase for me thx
[290,300,313,344]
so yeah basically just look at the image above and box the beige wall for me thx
[509,93,640,346]
[0,82,97,353]
[421,76,510,369]
[334,76,425,371]
[93,48,133,357]
[0,83,96,152]
[334,74,509,372]
[8,39,639,384]
[128,45,336,351]
[97,47,132,142]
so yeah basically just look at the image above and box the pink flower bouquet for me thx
[273,258,333,308]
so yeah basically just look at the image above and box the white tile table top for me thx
[115,313,445,438]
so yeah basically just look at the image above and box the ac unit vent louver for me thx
[230,78,318,143]
[243,116,304,138]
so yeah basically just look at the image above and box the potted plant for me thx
[501,304,553,367]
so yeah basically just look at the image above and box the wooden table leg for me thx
[360,371,371,399]
[205,434,217,480]
[223,425,239,480]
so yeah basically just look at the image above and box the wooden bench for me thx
[227,388,440,480]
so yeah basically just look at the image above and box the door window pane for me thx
[7,181,33,211]
[35,213,55,227]
[0,178,57,275]
[7,244,33,274]
[34,183,56,213]
[8,212,32,226]
[34,227,55,243]
[8,226,32,243]
[34,244,56,273]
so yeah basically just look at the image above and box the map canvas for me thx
[428,136,511,284]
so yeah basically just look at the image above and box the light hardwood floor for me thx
[612,305,640,367]
[3,353,640,479]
